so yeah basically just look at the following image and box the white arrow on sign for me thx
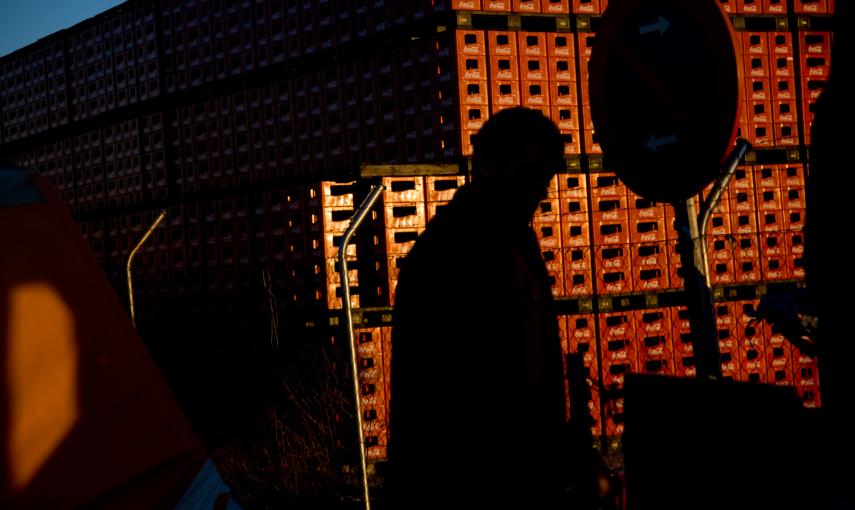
[639,16,671,36]
[646,134,677,152]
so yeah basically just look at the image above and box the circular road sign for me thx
[589,0,741,203]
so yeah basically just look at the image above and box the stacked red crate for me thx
[487,30,522,113]
[754,165,789,280]
[425,175,465,221]
[767,33,800,145]
[534,176,566,296]
[629,193,669,290]
[739,34,773,147]
[780,168,806,277]
[599,311,637,435]
[798,32,832,144]
[715,303,741,380]
[591,173,631,293]
[794,350,822,408]
[355,326,391,460]
[636,309,677,375]
[794,0,829,13]
[456,30,489,155]
[560,174,593,295]
[513,0,542,12]
[573,0,605,14]
[733,300,769,382]
[764,323,797,386]
[383,177,428,304]
[547,32,581,154]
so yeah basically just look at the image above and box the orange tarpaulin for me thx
[1,171,207,508]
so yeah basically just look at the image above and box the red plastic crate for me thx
[559,197,589,225]
[772,54,796,79]
[780,187,805,212]
[513,0,542,12]
[730,187,757,213]
[425,176,465,202]
[458,53,489,81]
[746,78,772,101]
[521,80,550,107]
[764,324,796,385]
[547,34,575,59]
[452,0,482,8]
[385,228,422,255]
[382,177,425,203]
[636,309,676,374]
[756,187,783,212]
[534,196,562,223]
[573,0,602,13]
[552,105,580,130]
[794,353,821,407]
[707,236,736,285]
[491,80,522,110]
[566,267,594,295]
[794,0,828,14]
[518,32,548,57]
[564,221,591,247]
[599,313,637,388]
[800,32,832,55]
[781,164,806,187]
[460,104,489,132]
[783,207,805,231]
[743,32,768,54]
[490,54,519,81]
[543,0,571,13]
[558,173,587,198]
[484,0,513,10]
[706,210,732,236]
[534,221,562,250]
[802,54,831,80]
[772,77,796,101]
[630,218,667,244]
[459,79,490,106]
[629,195,667,220]
[519,55,549,81]
[487,31,519,55]
[592,216,630,245]
[596,268,633,294]
[549,57,576,83]
[591,193,628,219]
[764,0,787,12]
[772,100,798,126]
[748,100,773,124]
[632,243,669,290]
[560,130,582,155]
[719,0,737,11]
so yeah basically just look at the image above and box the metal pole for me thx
[127,209,167,328]
[673,199,722,380]
[339,184,385,510]
[698,139,751,287]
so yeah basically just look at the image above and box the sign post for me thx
[589,0,745,379]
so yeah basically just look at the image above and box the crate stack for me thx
[0,0,836,469]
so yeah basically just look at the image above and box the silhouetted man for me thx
[386,108,572,508]
[804,2,855,507]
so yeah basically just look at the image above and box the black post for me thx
[672,198,722,380]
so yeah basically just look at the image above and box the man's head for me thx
[471,107,564,218]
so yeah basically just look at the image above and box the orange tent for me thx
[0,168,234,508]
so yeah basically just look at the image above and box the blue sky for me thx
[1,0,125,57]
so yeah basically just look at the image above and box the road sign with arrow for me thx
[589,0,741,203]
